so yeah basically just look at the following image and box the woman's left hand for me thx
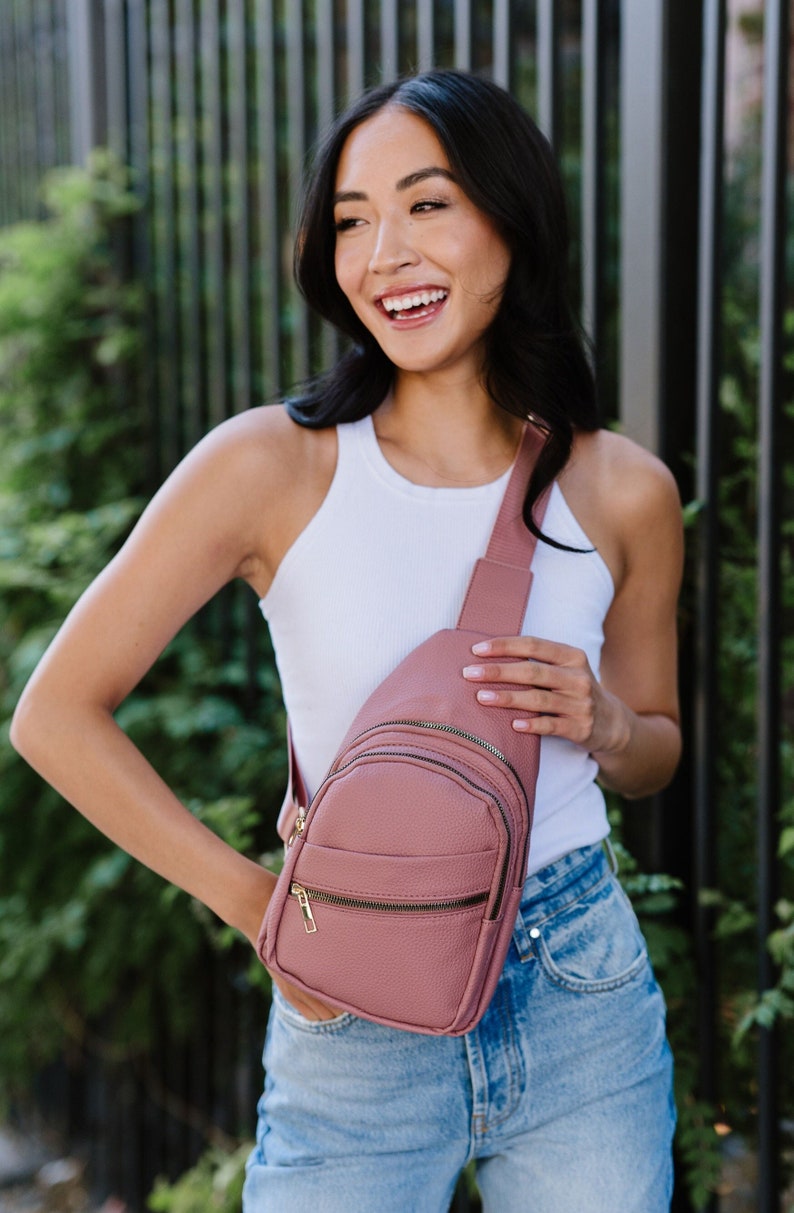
[462,635,630,756]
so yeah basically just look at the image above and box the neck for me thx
[373,370,524,487]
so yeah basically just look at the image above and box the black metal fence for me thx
[1,2,792,1211]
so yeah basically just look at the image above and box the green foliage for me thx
[0,155,282,1103]
[147,1143,251,1213]
[706,290,794,1128]
[662,106,793,1202]
[610,834,724,1206]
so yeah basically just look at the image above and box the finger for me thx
[463,659,560,689]
[472,687,573,713]
[294,993,342,1021]
[511,708,596,746]
[471,636,584,666]
[273,977,342,1021]
[512,714,562,736]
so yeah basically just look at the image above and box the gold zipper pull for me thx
[291,883,317,933]
[287,806,307,848]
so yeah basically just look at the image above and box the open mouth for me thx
[378,289,448,322]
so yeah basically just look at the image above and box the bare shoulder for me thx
[570,427,680,510]
[143,404,337,595]
[560,428,683,591]
[194,403,334,487]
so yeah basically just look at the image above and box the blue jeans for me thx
[243,843,675,1212]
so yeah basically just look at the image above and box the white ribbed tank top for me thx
[260,415,615,875]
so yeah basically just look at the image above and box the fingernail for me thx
[471,642,491,655]
[477,690,498,703]
[462,665,484,678]
[512,718,530,731]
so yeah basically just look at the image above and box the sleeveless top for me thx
[259,415,615,875]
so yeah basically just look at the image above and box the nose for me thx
[368,216,420,275]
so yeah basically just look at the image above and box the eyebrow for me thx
[332,166,457,206]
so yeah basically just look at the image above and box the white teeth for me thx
[382,289,447,313]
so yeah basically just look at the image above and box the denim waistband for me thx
[518,840,616,925]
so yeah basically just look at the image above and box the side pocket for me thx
[527,874,649,994]
[271,985,356,1034]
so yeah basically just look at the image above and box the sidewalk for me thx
[0,1126,47,1212]
[0,1127,125,1213]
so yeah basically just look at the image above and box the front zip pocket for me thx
[317,742,514,919]
[290,882,488,934]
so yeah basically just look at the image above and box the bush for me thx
[0,154,282,1105]
[147,1143,251,1213]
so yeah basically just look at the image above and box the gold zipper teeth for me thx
[292,884,487,914]
[328,745,512,919]
[351,718,526,791]
[346,718,532,884]
[309,718,530,922]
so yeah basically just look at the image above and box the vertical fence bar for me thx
[619,0,664,452]
[33,0,58,184]
[580,0,605,362]
[66,0,106,165]
[200,0,227,426]
[756,1,789,1206]
[175,0,204,445]
[316,0,335,132]
[417,0,434,72]
[316,0,340,371]
[492,0,510,88]
[536,0,559,147]
[150,0,180,470]
[19,0,38,214]
[254,0,282,403]
[347,0,365,100]
[380,0,399,81]
[52,0,71,168]
[453,0,471,70]
[126,0,158,487]
[228,0,251,416]
[103,0,128,163]
[29,0,47,207]
[693,7,725,1197]
[11,0,32,216]
[286,0,309,384]
[0,5,14,223]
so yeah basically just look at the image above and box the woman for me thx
[12,71,681,1211]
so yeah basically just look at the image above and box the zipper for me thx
[329,746,513,918]
[287,805,307,848]
[348,719,527,800]
[290,882,487,934]
[298,719,529,922]
[292,883,317,933]
[369,718,532,876]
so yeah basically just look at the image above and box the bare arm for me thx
[12,406,343,1020]
[461,438,684,799]
[11,411,281,943]
[587,454,683,796]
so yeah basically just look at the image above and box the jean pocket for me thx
[271,985,357,1034]
[525,874,649,993]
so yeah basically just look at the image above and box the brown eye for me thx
[411,199,448,214]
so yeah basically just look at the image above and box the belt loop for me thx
[603,836,619,875]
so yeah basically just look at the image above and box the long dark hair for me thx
[287,69,599,539]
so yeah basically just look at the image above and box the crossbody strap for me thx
[456,423,550,635]
[278,421,548,837]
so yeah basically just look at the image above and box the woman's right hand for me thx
[254,904,342,1021]
[271,974,343,1021]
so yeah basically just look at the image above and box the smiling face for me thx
[332,107,512,382]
